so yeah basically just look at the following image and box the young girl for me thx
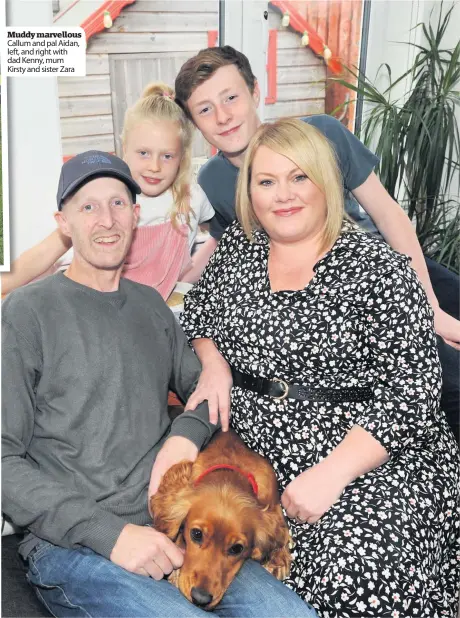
[1,82,214,300]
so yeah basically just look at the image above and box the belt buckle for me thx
[273,377,289,400]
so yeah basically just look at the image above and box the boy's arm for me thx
[1,229,71,296]
[353,172,460,348]
[181,237,218,284]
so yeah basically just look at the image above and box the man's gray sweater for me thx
[2,273,216,559]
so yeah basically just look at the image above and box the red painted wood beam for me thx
[81,1,136,42]
[265,29,278,104]
[207,30,218,48]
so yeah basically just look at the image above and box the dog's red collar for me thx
[194,464,259,497]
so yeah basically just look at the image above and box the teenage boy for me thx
[1,151,317,618]
[175,45,459,438]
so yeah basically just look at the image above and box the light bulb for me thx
[323,46,332,61]
[103,11,113,29]
[301,31,309,46]
[281,12,290,27]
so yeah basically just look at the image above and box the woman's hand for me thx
[281,461,347,525]
[185,354,233,431]
[433,308,460,350]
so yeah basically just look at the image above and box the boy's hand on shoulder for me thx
[148,436,198,513]
[434,308,460,350]
[110,523,184,579]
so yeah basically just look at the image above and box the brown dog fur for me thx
[150,430,291,610]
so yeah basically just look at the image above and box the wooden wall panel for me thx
[60,115,115,139]
[277,82,325,102]
[87,32,209,54]
[289,0,364,128]
[109,54,210,159]
[86,54,109,75]
[59,95,112,119]
[278,65,326,84]
[277,48,323,67]
[264,98,325,121]
[123,1,217,13]
[58,75,111,98]
[112,12,217,32]
[61,134,115,157]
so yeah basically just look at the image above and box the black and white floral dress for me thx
[180,221,460,618]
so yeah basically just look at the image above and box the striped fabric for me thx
[122,221,191,301]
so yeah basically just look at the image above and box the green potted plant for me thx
[333,4,460,273]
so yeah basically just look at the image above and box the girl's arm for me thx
[1,229,71,297]
[353,173,460,347]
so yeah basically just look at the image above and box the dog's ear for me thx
[251,503,290,563]
[150,460,194,541]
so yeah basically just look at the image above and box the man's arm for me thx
[353,172,460,346]
[148,304,220,501]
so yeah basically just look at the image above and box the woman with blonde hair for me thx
[2,82,214,299]
[180,118,460,617]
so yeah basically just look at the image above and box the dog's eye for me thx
[190,528,203,543]
[228,543,244,556]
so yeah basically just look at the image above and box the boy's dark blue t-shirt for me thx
[197,114,380,240]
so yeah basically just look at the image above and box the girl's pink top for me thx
[122,221,191,300]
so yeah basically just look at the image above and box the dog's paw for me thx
[167,568,181,588]
[263,545,292,581]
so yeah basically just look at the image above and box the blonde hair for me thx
[121,82,195,229]
[236,118,345,252]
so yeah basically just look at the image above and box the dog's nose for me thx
[191,587,213,607]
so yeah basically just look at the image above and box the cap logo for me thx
[82,154,112,165]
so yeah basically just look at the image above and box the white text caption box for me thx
[2,27,86,77]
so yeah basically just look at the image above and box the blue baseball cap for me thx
[56,150,141,210]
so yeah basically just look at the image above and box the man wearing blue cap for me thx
[1,152,316,618]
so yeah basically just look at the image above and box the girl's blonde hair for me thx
[121,82,195,228]
[236,118,345,252]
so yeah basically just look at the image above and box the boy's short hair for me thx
[175,46,256,117]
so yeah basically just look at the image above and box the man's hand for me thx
[281,461,347,525]
[110,523,184,579]
[434,308,460,350]
[185,357,233,431]
[148,436,198,512]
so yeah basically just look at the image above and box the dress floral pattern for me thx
[180,221,460,618]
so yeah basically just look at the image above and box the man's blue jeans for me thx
[26,541,318,618]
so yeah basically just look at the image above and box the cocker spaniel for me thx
[150,430,291,610]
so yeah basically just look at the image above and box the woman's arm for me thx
[1,229,71,297]
[184,338,233,431]
[282,426,389,524]
[353,173,460,347]
[283,256,443,523]
[180,228,243,429]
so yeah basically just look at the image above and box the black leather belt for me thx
[231,368,372,403]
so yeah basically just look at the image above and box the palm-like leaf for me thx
[330,3,460,273]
